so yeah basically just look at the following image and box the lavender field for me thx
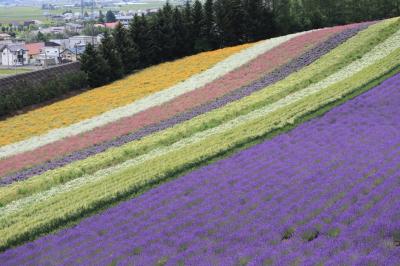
[1,69,400,265]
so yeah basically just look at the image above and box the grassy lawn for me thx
[0,68,32,76]
[0,2,169,24]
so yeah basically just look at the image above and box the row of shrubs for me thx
[0,71,88,118]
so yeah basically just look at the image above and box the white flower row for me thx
[3,29,397,217]
[0,30,310,160]
[296,27,400,102]
[0,111,258,216]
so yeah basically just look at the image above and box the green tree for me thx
[192,0,204,40]
[395,0,400,16]
[197,0,219,51]
[321,0,345,25]
[215,0,244,45]
[303,0,326,28]
[113,23,139,74]
[106,10,117,23]
[290,0,311,32]
[80,43,110,87]
[158,2,177,60]
[99,32,124,81]
[98,10,105,23]
[129,14,151,67]
[147,3,179,64]
[182,1,195,54]
[172,7,187,57]
[243,0,266,41]
[260,1,274,38]
[214,0,230,45]
[230,0,245,41]
[148,17,163,64]
[37,31,48,42]
[272,0,291,34]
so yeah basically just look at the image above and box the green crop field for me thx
[0,2,168,24]
[0,6,48,23]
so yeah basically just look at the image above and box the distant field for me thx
[0,2,168,24]
[0,6,47,23]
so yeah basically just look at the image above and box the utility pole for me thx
[75,43,78,62]
[91,0,94,20]
[91,0,95,45]
[81,0,84,18]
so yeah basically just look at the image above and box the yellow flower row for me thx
[0,44,251,147]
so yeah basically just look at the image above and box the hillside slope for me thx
[3,66,400,265]
[0,17,400,261]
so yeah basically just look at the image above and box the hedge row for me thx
[0,70,88,118]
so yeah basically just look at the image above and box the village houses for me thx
[0,44,28,66]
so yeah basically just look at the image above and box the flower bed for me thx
[0,24,363,181]
[0,20,396,208]
[2,69,400,265]
[0,34,399,249]
[0,43,252,148]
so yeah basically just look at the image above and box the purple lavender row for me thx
[0,23,371,186]
[2,68,399,265]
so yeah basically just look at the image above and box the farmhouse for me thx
[60,45,86,62]
[25,42,45,64]
[43,42,62,58]
[34,42,62,66]
[115,15,133,27]
[68,35,97,49]
[49,39,69,50]
[0,44,28,66]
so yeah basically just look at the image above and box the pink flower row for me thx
[0,24,355,178]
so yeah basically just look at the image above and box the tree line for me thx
[81,0,400,87]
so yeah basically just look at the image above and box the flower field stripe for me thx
[2,29,398,209]
[7,47,387,216]
[0,24,366,184]
[0,115,274,217]
[0,25,351,178]
[0,37,399,249]
[0,32,306,158]
[1,68,400,265]
[0,43,252,148]
[0,19,395,205]
[4,74,394,218]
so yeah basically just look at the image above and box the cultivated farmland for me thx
[0,17,399,265]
